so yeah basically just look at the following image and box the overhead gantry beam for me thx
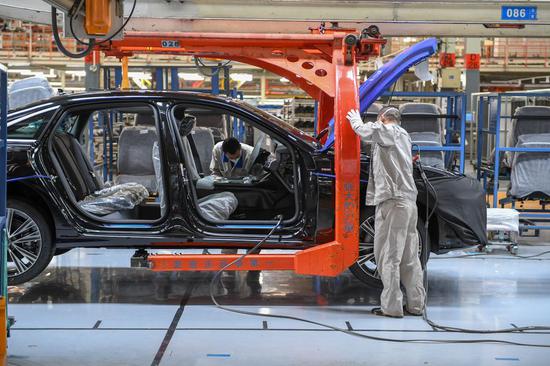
[2,0,550,37]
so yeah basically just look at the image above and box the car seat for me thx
[508,106,550,198]
[400,103,445,169]
[116,125,158,193]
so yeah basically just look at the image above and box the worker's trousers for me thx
[374,198,426,317]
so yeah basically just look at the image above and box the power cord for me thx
[194,57,232,78]
[51,6,95,58]
[414,153,550,335]
[51,0,138,59]
[209,212,550,347]
[69,0,137,46]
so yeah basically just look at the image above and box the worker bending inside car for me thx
[211,137,254,178]
[347,106,426,318]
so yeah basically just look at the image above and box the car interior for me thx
[170,104,299,223]
[49,103,166,222]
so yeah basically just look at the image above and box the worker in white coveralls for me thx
[347,106,426,318]
[210,137,254,178]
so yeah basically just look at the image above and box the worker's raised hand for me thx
[346,109,363,125]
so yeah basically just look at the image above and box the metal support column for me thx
[170,67,179,91]
[155,67,164,90]
[211,68,220,95]
[114,67,122,89]
[0,64,8,365]
[84,51,101,92]
[464,38,481,111]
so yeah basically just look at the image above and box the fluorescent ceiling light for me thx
[230,73,253,82]
[7,69,31,74]
[7,61,30,67]
[280,77,289,83]
[178,72,204,81]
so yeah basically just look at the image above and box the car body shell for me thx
[7,91,487,254]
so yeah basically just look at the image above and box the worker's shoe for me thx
[371,307,403,319]
[403,307,423,316]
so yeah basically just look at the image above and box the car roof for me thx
[7,90,232,117]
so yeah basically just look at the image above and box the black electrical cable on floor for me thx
[415,155,550,335]
[51,6,95,58]
[209,211,550,347]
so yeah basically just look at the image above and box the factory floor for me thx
[6,243,550,366]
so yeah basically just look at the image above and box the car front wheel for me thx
[349,212,429,288]
[6,200,54,285]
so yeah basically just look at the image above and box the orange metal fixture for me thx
[85,0,112,36]
[97,29,384,277]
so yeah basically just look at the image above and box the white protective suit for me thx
[210,142,254,178]
[347,108,426,317]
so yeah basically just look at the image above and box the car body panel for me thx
[7,88,486,254]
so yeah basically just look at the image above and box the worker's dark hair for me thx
[222,137,241,154]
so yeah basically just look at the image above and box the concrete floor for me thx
[6,244,550,366]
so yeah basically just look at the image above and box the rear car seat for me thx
[117,126,159,193]
[508,106,550,199]
[53,132,148,216]
[400,103,445,169]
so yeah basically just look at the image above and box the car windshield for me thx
[232,100,320,149]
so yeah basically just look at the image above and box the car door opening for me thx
[170,103,301,226]
[46,102,168,223]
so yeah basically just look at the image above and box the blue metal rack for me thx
[476,91,550,232]
[380,91,467,173]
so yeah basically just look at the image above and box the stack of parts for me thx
[486,208,519,233]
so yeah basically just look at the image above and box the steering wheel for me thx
[261,156,293,193]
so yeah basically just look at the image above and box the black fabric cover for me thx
[416,169,488,246]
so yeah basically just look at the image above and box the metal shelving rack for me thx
[282,97,316,135]
[475,91,550,233]
[380,91,467,173]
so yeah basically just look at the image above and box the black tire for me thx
[349,212,429,288]
[6,199,54,285]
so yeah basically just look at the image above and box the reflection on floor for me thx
[7,245,550,366]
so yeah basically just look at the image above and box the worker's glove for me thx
[346,109,363,127]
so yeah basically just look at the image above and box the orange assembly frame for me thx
[97,29,385,277]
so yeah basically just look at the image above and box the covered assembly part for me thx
[198,192,238,222]
[8,76,55,110]
[416,169,488,246]
[78,182,149,216]
[507,106,550,199]
[509,133,550,198]
[487,208,519,233]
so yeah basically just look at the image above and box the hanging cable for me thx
[69,0,137,46]
[51,6,95,58]
[194,57,232,77]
